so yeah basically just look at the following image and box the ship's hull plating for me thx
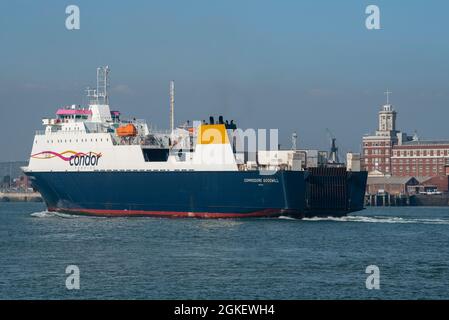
[26,171,306,218]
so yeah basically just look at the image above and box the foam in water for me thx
[278,216,298,220]
[30,211,53,218]
[302,215,449,225]
[30,211,77,219]
[30,211,449,224]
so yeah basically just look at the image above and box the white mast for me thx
[87,66,112,123]
[170,80,175,133]
[97,66,110,105]
[87,66,110,105]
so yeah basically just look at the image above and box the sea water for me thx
[1,202,448,299]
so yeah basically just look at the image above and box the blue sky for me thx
[1,0,449,161]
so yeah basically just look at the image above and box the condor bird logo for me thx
[31,151,102,166]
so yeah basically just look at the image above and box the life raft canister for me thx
[116,123,138,137]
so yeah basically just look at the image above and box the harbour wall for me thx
[0,192,43,202]
[365,193,449,206]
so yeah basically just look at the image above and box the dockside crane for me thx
[326,128,340,164]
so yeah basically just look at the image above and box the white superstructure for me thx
[25,67,309,174]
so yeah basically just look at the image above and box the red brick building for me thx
[362,100,449,192]
[391,141,449,177]
[362,103,411,175]
[362,136,395,174]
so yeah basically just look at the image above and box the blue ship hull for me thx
[26,171,306,218]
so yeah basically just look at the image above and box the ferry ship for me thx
[23,67,366,218]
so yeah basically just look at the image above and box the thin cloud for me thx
[111,84,134,95]
[307,88,340,97]
[21,83,48,90]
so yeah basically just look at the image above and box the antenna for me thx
[384,89,392,105]
[170,80,175,133]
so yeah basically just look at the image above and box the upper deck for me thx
[26,66,315,173]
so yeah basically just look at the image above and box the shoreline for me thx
[0,192,43,202]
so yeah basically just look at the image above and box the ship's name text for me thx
[244,178,279,183]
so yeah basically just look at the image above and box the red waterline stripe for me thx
[48,207,292,218]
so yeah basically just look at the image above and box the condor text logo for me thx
[69,152,102,167]
[31,150,102,167]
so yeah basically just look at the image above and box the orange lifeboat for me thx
[116,123,137,137]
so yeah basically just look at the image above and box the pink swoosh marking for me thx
[31,151,90,161]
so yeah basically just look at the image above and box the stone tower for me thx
[378,104,397,134]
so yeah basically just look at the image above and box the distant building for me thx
[366,176,420,195]
[346,152,361,172]
[362,101,412,175]
[0,161,28,180]
[420,175,449,192]
[362,94,449,192]
[392,140,449,177]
